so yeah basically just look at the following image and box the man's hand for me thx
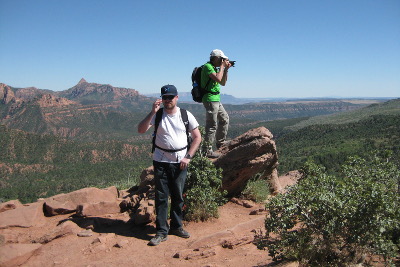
[180,157,190,170]
[152,99,162,114]
[138,99,162,133]
[222,58,232,69]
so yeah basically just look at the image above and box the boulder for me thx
[214,127,280,196]
[138,166,154,188]
[44,187,119,216]
[0,201,46,229]
[76,201,121,217]
[132,199,155,225]
[103,186,120,198]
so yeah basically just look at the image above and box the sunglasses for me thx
[162,95,175,100]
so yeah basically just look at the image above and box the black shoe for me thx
[148,234,168,246]
[169,228,190,238]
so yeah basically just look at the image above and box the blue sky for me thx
[1,0,399,98]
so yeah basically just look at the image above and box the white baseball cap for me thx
[210,49,228,59]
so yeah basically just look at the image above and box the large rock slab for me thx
[0,201,46,229]
[76,201,121,217]
[0,200,23,213]
[215,127,280,196]
[44,187,119,216]
[33,220,81,244]
[0,243,42,266]
[188,217,264,249]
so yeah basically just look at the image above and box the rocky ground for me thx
[1,171,392,267]
[1,201,288,267]
[0,174,303,267]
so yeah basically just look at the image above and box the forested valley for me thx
[1,80,398,204]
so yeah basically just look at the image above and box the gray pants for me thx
[203,101,229,149]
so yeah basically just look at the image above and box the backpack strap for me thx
[180,109,191,151]
[151,108,164,153]
[202,64,219,95]
[152,108,191,153]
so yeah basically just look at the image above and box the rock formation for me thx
[0,83,16,104]
[215,126,280,195]
[36,94,76,107]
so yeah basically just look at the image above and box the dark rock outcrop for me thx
[215,126,280,195]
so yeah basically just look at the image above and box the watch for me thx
[185,154,192,159]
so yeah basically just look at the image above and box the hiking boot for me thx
[206,150,221,158]
[217,140,231,149]
[148,234,168,246]
[169,228,190,238]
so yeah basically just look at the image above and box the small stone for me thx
[77,229,93,237]
[114,239,129,248]
[91,233,115,244]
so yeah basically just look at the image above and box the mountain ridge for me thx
[1,79,390,141]
[1,81,150,140]
[287,98,400,131]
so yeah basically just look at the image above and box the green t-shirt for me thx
[201,62,220,102]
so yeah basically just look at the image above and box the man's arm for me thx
[187,127,202,157]
[209,60,231,86]
[137,99,162,133]
[180,127,202,169]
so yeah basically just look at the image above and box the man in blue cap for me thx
[138,85,202,246]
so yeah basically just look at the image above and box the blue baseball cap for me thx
[160,85,178,96]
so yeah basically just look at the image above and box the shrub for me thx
[258,154,400,266]
[184,153,227,222]
[242,173,270,203]
[184,127,227,222]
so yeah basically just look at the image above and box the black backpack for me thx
[191,65,216,103]
[151,108,191,153]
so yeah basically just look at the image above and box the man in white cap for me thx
[201,49,232,158]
